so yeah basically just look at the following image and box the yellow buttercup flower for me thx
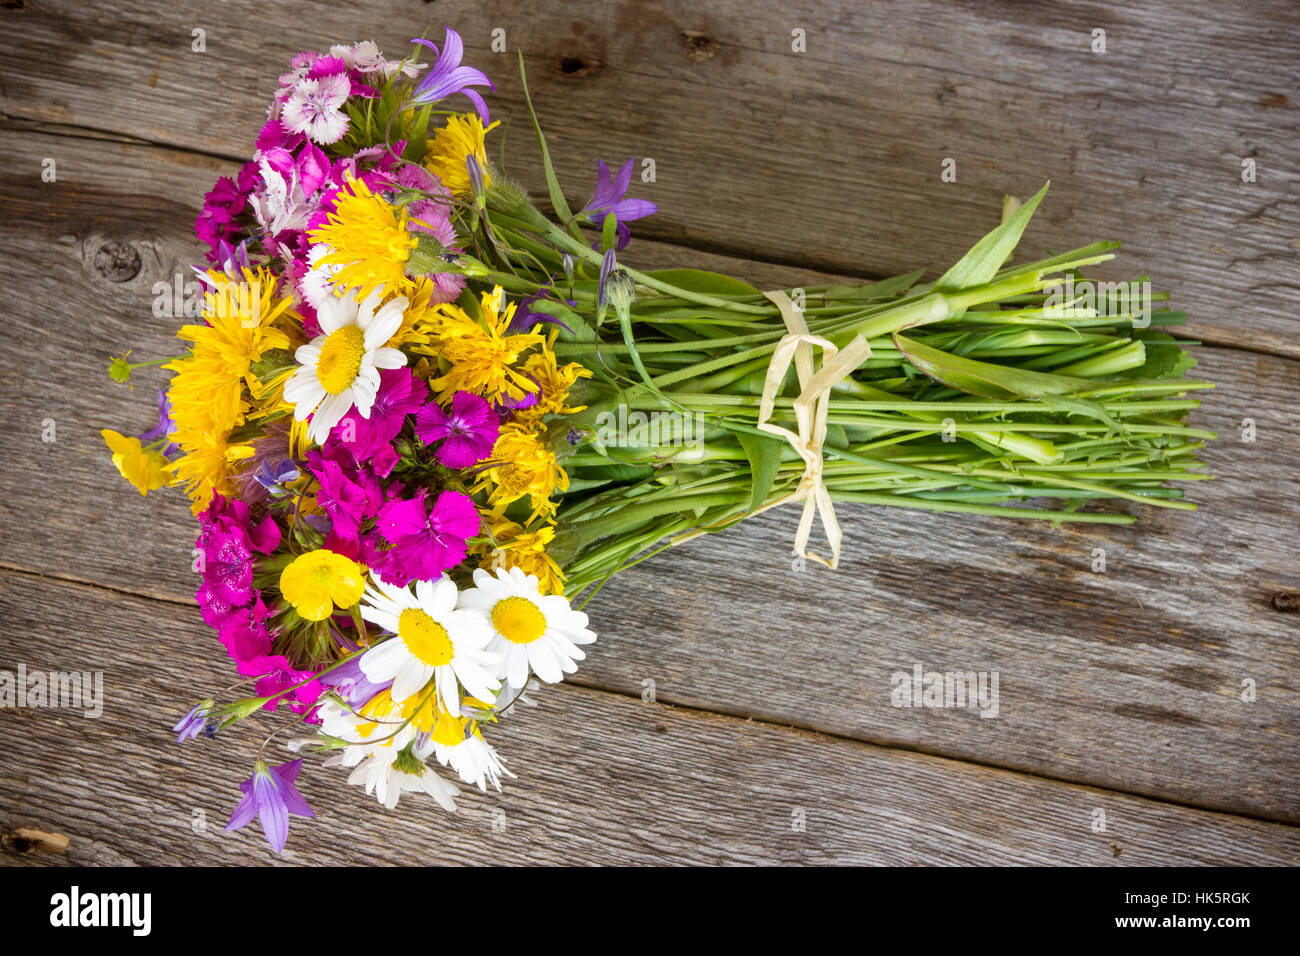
[101,429,172,496]
[420,286,544,403]
[309,177,418,303]
[424,114,499,196]
[279,550,366,622]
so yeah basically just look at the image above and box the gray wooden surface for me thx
[1,0,1297,865]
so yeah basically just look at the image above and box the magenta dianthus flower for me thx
[326,367,427,477]
[372,488,481,585]
[415,390,499,469]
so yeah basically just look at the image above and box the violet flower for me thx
[578,159,658,249]
[320,655,392,707]
[597,248,617,313]
[251,458,300,496]
[408,28,494,122]
[172,700,213,743]
[414,391,499,469]
[508,285,575,336]
[226,759,314,854]
[138,387,178,457]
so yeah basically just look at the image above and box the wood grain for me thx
[1,0,1298,356]
[2,571,1296,866]
[1,127,1296,828]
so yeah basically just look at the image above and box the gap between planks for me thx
[0,563,1295,835]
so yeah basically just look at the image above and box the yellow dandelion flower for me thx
[308,177,418,302]
[385,276,439,350]
[161,269,296,513]
[424,114,499,196]
[514,343,592,426]
[421,286,544,403]
[476,424,568,518]
[476,518,567,595]
[101,429,172,496]
[279,549,366,622]
[165,427,255,514]
[166,269,295,438]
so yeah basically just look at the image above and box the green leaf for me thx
[1040,395,1121,431]
[1117,330,1199,380]
[935,182,1049,292]
[517,53,573,222]
[894,333,1095,399]
[821,268,926,302]
[571,463,655,483]
[734,428,784,512]
[645,269,762,297]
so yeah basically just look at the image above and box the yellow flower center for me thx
[398,608,454,666]
[387,229,415,264]
[431,713,466,747]
[316,325,366,395]
[491,596,547,645]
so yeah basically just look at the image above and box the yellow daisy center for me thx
[399,607,454,666]
[492,596,547,645]
[316,325,366,395]
[431,713,466,747]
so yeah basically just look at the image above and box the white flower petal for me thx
[371,347,407,369]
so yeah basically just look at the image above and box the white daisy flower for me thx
[358,575,500,715]
[334,751,460,811]
[283,289,407,444]
[420,711,514,793]
[457,567,597,690]
[315,692,417,763]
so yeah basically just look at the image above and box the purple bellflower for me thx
[172,700,213,743]
[408,28,494,123]
[579,159,658,249]
[226,759,314,854]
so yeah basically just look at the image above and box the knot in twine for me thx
[755,290,872,569]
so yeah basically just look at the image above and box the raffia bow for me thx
[755,290,873,569]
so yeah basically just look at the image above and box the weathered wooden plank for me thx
[2,571,1296,866]
[0,127,1295,823]
[1,0,1297,355]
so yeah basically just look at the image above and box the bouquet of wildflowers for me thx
[101,28,1213,852]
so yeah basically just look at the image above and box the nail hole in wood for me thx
[682,31,718,60]
[556,55,599,77]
